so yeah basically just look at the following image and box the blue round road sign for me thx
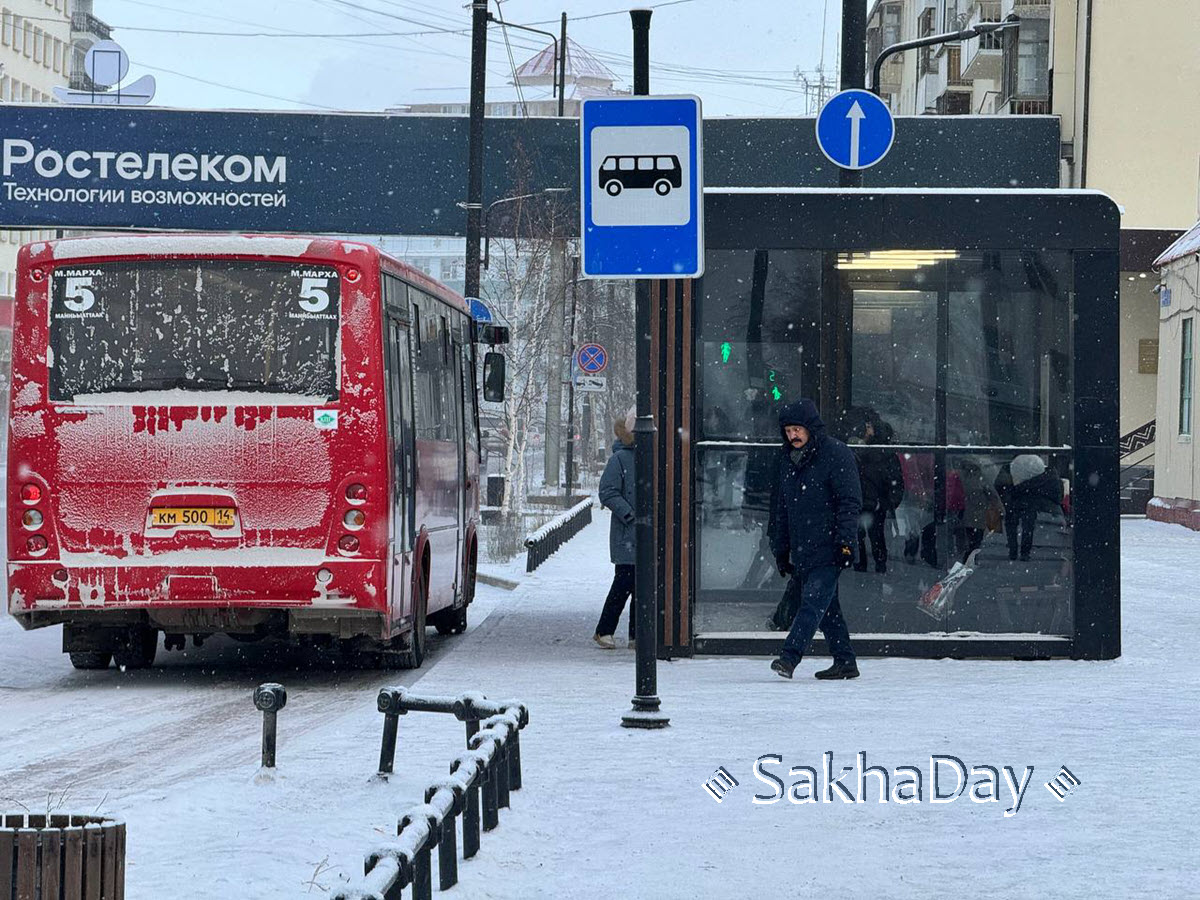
[815,89,895,171]
[577,343,608,374]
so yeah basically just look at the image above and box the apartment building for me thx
[0,1,111,319]
[865,0,1200,509]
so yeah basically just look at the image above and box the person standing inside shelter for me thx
[594,409,637,649]
[769,399,863,680]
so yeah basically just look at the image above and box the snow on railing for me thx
[524,497,594,573]
[332,689,530,900]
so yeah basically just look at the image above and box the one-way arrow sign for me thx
[815,89,894,171]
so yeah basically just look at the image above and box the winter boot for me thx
[814,661,860,680]
[593,634,616,650]
[770,658,796,679]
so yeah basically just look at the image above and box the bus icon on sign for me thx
[599,155,682,197]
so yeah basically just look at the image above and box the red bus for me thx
[6,234,497,669]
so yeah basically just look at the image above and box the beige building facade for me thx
[1052,0,1200,473]
[1148,227,1200,529]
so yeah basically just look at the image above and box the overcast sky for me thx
[102,0,846,117]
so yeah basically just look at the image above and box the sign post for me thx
[582,8,705,730]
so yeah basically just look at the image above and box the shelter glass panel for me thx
[693,249,1075,640]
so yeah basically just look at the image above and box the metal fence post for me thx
[252,683,287,769]
[376,688,407,778]
[426,784,459,890]
[451,757,482,859]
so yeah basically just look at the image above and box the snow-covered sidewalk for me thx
[416,514,1199,899]
[0,515,1196,898]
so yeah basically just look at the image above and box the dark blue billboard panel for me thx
[0,106,1060,235]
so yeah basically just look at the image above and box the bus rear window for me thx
[48,260,339,402]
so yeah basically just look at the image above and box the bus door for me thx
[452,332,468,581]
[385,316,416,626]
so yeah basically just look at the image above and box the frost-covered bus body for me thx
[7,234,479,669]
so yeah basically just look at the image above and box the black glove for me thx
[775,553,793,578]
[836,544,855,570]
[621,511,635,525]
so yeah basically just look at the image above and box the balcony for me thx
[1001,0,1051,16]
[70,12,111,41]
[930,46,972,105]
[961,1,1003,82]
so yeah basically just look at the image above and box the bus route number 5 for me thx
[64,276,96,313]
[299,277,331,313]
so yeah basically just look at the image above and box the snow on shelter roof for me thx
[1153,219,1200,269]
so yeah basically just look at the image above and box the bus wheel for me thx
[654,179,671,196]
[434,605,467,636]
[606,181,622,196]
[68,651,112,670]
[396,575,428,669]
[113,627,158,670]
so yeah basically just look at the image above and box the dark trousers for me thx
[856,510,888,570]
[779,565,855,666]
[596,564,635,639]
[1005,506,1038,559]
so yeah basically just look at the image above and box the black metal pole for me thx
[558,12,568,117]
[838,0,866,188]
[464,0,488,299]
[622,7,669,731]
[563,264,579,505]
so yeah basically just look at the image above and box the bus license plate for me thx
[151,508,236,529]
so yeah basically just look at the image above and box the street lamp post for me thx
[481,188,569,271]
[869,15,1020,96]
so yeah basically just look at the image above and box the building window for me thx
[942,0,961,32]
[2,11,11,47]
[1183,318,1195,436]
[883,3,902,47]
[1002,16,1049,103]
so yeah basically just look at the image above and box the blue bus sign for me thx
[580,95,703,278]
[815,89,895,171]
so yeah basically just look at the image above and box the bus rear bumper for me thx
[7,558,387,626]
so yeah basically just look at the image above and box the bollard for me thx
[376,688,408,777]
[253,683,287,769]
[452,758,482,859]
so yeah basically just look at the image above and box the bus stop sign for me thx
[580,95,703,279]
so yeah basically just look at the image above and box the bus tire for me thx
[396,571,428,669]
[113,627,158,670]
[606,181,622,196]
[68,651,112,670]
[654,179,671,196]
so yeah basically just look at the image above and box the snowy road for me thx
[1,516,1197,898]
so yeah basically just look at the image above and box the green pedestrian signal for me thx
[720,341,732,363]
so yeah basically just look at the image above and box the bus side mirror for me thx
[483,352,506,402]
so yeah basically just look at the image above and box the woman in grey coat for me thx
[594,410,636,649]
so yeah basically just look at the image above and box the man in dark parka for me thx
[769,399,863,679]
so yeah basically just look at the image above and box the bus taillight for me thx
[26,535,48,554]
[345,483,367,503]
[343,510,365,529]
[337,535,360,554]
[51,568,68,584]
[21,510,43,530]
[20,484,41,504]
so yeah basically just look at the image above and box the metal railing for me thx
[524,497,593,572]
[70,12,111,39]
[1120,420,1156,458]
[333,689,529,900]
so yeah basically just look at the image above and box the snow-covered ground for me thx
[1,515,1197,898]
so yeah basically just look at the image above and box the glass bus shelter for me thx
[650,189,1120,660]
